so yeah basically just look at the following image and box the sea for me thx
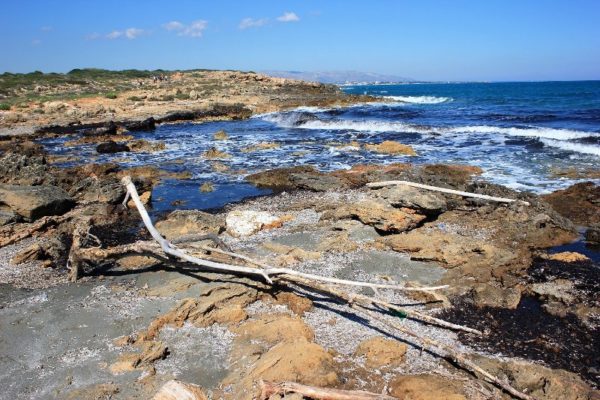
[41,81,600,212]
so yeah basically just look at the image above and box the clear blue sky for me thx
[1,0,599,81]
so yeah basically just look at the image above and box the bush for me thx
[0,103,10,111]
[104,92,118,99]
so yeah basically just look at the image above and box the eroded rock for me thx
[0,184,75,221]
[156,210,224,240]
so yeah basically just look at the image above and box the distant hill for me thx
[262,70,414,84]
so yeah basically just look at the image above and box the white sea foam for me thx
[540,138,600,156]
[448,125,594,141]
[383,95,452,104]
[300,119,431,133]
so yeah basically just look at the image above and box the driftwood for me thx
[114,176,534,400]
[366,180,530,206]
[0,208,80,248]
[259,380,395,400]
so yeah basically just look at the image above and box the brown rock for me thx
[202,147,231,159]
[323,199,426,233]
[373,185,447,215]
[542,182,600,226]
[199,182,214,192]
[354,336,407,369]
[233,314,314,344]
[540,251,590,263]
[155,210,224,240]
[272,292,314,316]
[213,129,229,140]
[128,139,166,153]
[0,184,75,221]
[365,140,417,156]
[241,142,280,152]
[389,374,466,400]
[472,284,522,309]
[127,191,152,208]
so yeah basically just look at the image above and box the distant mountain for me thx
[262,70,414,84]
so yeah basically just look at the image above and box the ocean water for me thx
[41,81,600,211]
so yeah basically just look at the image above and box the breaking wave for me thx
[447,125,596,141]
[383,95,452,104]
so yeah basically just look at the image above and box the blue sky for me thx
[1,0,599,81]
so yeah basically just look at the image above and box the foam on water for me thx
[383,95,452,104]
[447,125,596,141]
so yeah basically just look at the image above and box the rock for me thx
[473,356,599,400]
[64,383,120,400]
[354,337,407,369]
[323,199,426,233]
[199,182,214,192]
[202,147,231,159]
[233,314,314,344]
[389,374,466,400]
[0,210,19,226]
[211,161,230,173]
[96,141,130,154]
[374,185,447,215]
[155,210,225,240]
[127,191,152,208]
[585,223,600,244]
[0,184,75,221]
[542,182,600,226]
[530,279,575,304]
[75,177,127,204]
[472,284,522,309]
[82,121,118,136]
[189,90,199,100]
[316,232,358,253]
[10,243,45,265]
[272,292,313,316]
[540,251,590,263]
[0,153,50,186]
[124,117,156,132]
[246,166,322,190]
[128,139,166,153]
[226,210,282,237]
[213,129,228,140]
[153,380,207,400]
[365,140,417,156]
[261,241,321,263]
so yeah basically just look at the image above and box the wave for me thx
[299,119,431,134]
[383,95,452,104]
[540,139,600,156]
[447,125,595,141]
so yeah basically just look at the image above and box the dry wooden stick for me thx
[0,208,79,248]
[282,275,535,400]
[197,244,480,335]
[366,180,530,206]
[259,380,395,400]
[121,176,446,293]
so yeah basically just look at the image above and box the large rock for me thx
[96,141,130,154]
[374,185,447,215]
[124,117,156,132]
[246,166,347,191]
[0,184,75,221]
[322,199,426,233]
[365,140,417,156]
[585,223,600,244]
[542,182,600,226]
[226,210,283,237]
[354,336,407,369]
[156,210,225,240]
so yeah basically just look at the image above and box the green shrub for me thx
[104,92,118,99]
[0,103,10,111]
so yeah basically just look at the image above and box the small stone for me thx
[213,130,228,140]
[226,210,281,237]
[200,182,214,193]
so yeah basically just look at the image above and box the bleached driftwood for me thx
[259,380,395,400]
[366,180,530,206]
[120,176,446,293]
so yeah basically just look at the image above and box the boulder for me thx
[155,210,225,240]
[226,210,282,237]
[542,182,600,226]
[213,129,228,140]
[124,117,156,132]
[83,121,117,136]
[585,223,600,244]
[0,210,19,226]
[472,284,522,309]
[96,141,130,154]
[323,199,426,233]
[202,147,230,159]
[354,336,407,369]
[128,139,166,153]
[389,374,466,400]
[365,140,417,156]
[374,185,447,215]
[199,182,214,192]
[0,184,74,221]
[153,380,207,400]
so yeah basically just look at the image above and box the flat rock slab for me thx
[0,184,74,221]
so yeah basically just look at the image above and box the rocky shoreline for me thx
[0,74,599,399]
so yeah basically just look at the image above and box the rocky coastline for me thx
[0,72,598,399]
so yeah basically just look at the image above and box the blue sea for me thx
[42,81,600,212]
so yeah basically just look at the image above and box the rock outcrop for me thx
[0,184,75,221]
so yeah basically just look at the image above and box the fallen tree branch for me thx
[120,176,446,292]
[366,180,530,206]
[259,380,395,400]
[0,208,80,248]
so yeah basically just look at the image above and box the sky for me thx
[1,0,599,81]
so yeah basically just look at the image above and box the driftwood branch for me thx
[120,176,446,293]
[259,380,395,400]
[366,180,530,206]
